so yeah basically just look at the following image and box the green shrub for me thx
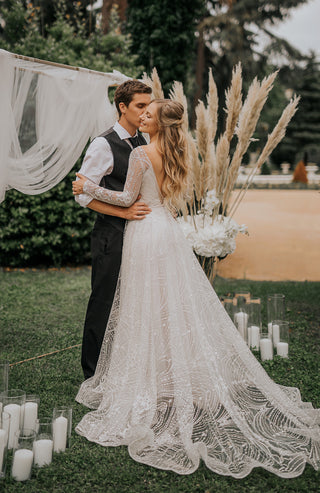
[260,162,271,175]
[0,166,95,267]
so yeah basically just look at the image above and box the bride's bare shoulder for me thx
[139,144,153,152]
[140,144,161,160]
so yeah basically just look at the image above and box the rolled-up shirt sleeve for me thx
[75,137,114,207]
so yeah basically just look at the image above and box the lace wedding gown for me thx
[76,147,320,477]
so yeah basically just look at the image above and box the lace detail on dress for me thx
[83,147,150,207]
[75,145,320,478]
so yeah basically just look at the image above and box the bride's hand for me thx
[72,173,88,195]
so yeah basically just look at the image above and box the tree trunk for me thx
[102,0,128,34]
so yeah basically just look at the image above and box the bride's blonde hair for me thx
[153,99,188,211]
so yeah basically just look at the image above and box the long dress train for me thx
[75,147,320,477]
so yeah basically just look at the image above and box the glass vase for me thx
[11,430,36,481]
[247,299,261,349]
[34,418,53,467]
[222,297,236,320]
[2,390,26,449]
[267,294,285,328]
[275,320,289,358]
[0,411,10,478]
[23,395,39,435]
[52,407,72,452]
[259,327,273,361]
[233,296,249,341]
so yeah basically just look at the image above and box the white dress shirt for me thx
[75,121,137,207]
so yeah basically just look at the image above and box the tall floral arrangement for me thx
[143,67,299,282]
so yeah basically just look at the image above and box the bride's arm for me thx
[73,149,148,207]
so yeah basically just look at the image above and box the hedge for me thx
[0,166,95,267]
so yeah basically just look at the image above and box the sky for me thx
[269,0,320,57]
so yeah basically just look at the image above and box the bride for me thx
[72,99,319,478]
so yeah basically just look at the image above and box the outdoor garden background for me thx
[0,1,319,492]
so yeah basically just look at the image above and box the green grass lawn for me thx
[1,269,319,492]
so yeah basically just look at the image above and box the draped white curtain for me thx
[0,49,130,202]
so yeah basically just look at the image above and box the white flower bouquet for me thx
[177,213,248,259]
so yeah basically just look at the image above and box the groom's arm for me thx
[75,137,150,219]
[86,198,151,220]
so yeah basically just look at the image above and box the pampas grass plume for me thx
[195,100,209,163]
[151,67,164,99]
[206,68,219,142]
[224,63,242,142]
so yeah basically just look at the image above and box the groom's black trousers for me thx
[81,224,123,379]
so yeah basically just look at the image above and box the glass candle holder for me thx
[52,407,72,452]
[2,390,26,449]
[234,292,251,306]
[267,294,285,327]
[270,319,286,349]
[247,299,261,349]
[33,418,53,467]
[275,320,289,358]
[233,296,249,341]
[0,411,10,478]
[23,395,40,435]
[0,361,9,394]
[11,430,36,481]
[259,327,273,361]
[222,297,236,320]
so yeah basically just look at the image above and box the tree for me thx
[0,0,94,40]
[194,0,309,128]
[126,0,204,94]
[0,0,143,75]
[275,54,320,165]
[102,0,127,33]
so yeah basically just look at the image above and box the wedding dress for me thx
[76,147,320,477]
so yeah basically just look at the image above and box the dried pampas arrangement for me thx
[143,66,299,283]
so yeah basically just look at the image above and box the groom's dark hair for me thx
[114,80,152,117]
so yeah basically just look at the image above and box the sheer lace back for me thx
[137,148,164,209]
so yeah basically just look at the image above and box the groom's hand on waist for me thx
[124,196,151,220]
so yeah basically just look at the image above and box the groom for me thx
[75,80,152,379]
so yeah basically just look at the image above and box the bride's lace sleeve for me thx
[82,147,149,207]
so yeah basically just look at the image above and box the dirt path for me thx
[216,190,320,281]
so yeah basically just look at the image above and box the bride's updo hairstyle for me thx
[153,99,188,211]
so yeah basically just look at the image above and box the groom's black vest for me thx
[94,127,146,232]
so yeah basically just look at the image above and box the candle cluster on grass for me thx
[0,383,72,482]
[222,292,290,362]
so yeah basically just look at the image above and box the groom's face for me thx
[120,93,151,129]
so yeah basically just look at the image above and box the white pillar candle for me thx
[0,428,7,472]
[272,324,280,347]
[23,402,38,434]
[248,325,260,349]
[268,322,273,338]
[3,404,21,449]
[260,338,273,361]
[277,342,289,358]
[33,439,53,467]
[234,312,248,338]
[53,416,68,452]
[12,448,33,481]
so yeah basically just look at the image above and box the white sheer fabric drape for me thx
[0,49,129,202]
